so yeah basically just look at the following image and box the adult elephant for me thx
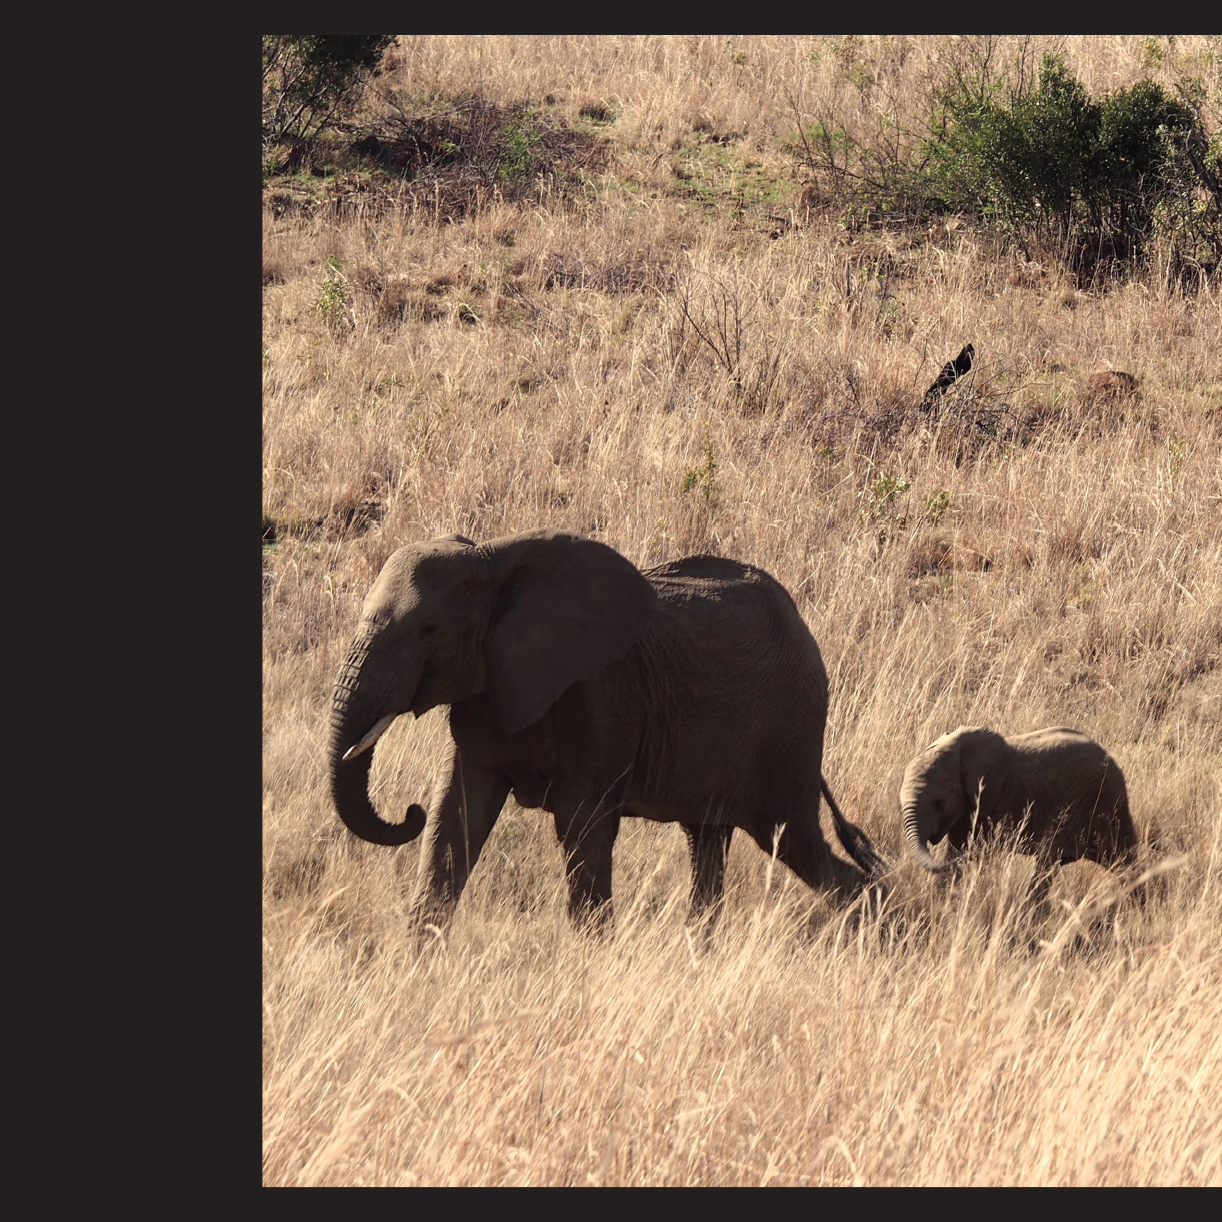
[329,529,884,930]
[900,725,1137,877]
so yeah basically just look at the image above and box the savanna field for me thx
[262,36,1221,1185]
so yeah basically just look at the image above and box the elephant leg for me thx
[410,743,510,933]
[749,821,864,902]
[684,823,734,925]
[1084,795,1139,868]
[947,816,972,854]
[554,810,620,930]
[1028,866,1054,923]
[1019,863,1058,954]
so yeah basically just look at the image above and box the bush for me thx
[790,48,1219,272]
[931,55,1203,262]
[262,36,396,144]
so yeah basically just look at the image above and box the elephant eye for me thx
[420,621,440,637]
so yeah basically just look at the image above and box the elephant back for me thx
[645,554,765,585]
[640,554,826,713]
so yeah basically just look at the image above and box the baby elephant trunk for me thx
[902,803,954,874]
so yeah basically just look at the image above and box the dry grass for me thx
[263,35,1222,1186]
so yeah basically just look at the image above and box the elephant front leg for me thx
[410,743,510,934]
[947,817,972,854]
[554,810,620,930]
[1019,863,1059,955]
[684,823,734,926]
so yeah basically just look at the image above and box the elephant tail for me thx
[821,777,889,880]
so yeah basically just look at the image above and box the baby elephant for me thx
[900,726,1137,874]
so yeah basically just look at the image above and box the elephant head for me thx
[328,530,657,846]
[899,725,1007,872]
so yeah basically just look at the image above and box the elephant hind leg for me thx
[749,821,865,902]
[684,823,734,928]
[554,811,619,931]
[1085,793,1139,868]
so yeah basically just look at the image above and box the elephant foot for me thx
[407,890,460,950]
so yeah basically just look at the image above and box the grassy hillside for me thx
[263,35,1221,1186]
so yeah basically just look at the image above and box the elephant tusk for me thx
[342,715,397,761]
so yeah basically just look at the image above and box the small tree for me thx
[262,36,396,144]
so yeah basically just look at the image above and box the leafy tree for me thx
[263,36,396,143]
[1093,81,1195,245]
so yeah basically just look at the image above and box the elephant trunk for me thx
[328,638,427,846]
[902,802,953,874]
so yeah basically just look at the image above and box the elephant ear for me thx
[481,531,657,733]
[956,726,1003,821]
[917,729,965,843]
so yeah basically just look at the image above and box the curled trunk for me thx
[903,803,954,873]
[328,639,427,846]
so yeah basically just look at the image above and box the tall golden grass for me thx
[263,35,1221,1185]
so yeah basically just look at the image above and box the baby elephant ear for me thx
[483,531,657,733]
[955,726,1002,812]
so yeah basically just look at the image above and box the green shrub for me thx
[790,48,1218,271]
[498,111,543,184]
[924,489,953,525]
[316,257,351,332]
[930,56,1202,259]
[681,442,721,507]
[861,473,911,522]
